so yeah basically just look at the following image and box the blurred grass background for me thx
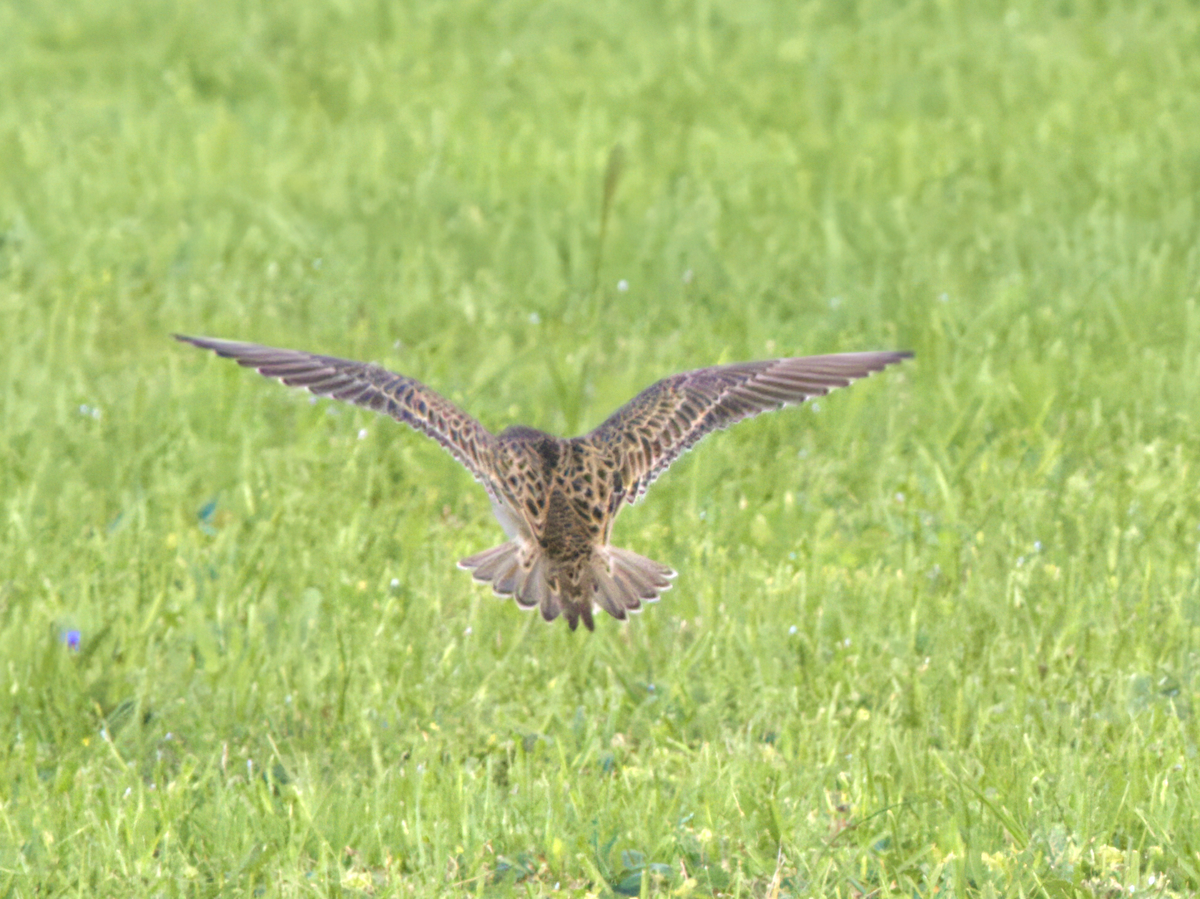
[2,0,1200,895]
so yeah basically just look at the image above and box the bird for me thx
[176,335,911,630]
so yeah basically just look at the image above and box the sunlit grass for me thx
[3,0,1200,895]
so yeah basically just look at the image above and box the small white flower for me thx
[357,428,369,440]
[529,312,541,325]
[1033,541,1042,552]
[390,578,400,589]
[617,279,629,292]
[788,625,798,635]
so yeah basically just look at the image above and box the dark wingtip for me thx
[174,334,218,351]
[174,335,252,362]
[873,350,914,370]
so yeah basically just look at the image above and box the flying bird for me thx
[177,335,910,630]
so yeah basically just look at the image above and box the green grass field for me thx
[3,0,1200,895]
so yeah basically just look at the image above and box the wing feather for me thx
[176,335,497,489]
[586,351,911,503]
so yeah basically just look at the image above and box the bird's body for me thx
[177,335,910,630]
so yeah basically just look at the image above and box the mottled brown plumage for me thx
[176,335,910,630]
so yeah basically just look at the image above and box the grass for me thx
[2,0,1200,894]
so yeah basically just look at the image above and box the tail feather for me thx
[458,542,676,630]
[516,553,551,611]
[597,547,676,615]
[461,543,517,583]
[492,556,523,597]
[459,542,564,620]
[591,564,628,620]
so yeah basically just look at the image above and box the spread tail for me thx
[458,541,562,624]
[458,542,676,631]
[591,547,676,621]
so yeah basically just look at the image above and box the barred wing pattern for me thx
[175,336,497,491]
[586,352,912,505]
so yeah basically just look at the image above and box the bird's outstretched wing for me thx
[176,335,497,488]
[585,351,911,504]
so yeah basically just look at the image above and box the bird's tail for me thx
[457,542,675,631]
[458,540,552,615]
[591,546,676,622]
